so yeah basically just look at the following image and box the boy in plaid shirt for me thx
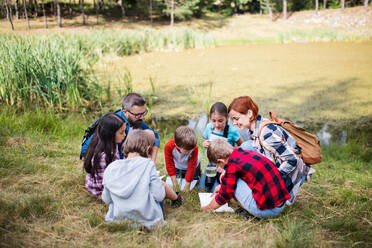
[202,139,290,218]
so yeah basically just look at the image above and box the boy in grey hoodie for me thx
[102,130,181,229]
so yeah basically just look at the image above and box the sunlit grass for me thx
[0,108,371,247]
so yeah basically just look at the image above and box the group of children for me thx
[83,93,312,229]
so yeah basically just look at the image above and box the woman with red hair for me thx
[228,96,311,205]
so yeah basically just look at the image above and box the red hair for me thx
[228,96,259,122]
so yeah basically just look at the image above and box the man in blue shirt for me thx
[81,93,160,162]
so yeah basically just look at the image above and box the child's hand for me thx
[202,140,210,148]
[202,205,211,213]
[211,185,221,197]
[216,167,224,174]
[183,182,191,193]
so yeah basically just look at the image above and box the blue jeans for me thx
[198,164,220,192]
[234,179,285,219]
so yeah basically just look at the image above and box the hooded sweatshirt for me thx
[102,156,166,229]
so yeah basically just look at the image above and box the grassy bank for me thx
[0,108,371,247]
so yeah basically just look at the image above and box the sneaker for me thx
[171,192,182,208]
[235,207,254,220]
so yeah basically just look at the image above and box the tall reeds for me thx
[0,29,215,111]
[0,34,102,111]
[69,28,216,56]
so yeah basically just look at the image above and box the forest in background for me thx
[1,0,371,30]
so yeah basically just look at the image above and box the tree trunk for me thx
[365,0,369,8]
[282,0,287,19]
[315,0,319,14]
[23,0,31,29]
[94,0,99,24]
[341,0,344,11]
[14,0,19,20]
[150,0,153,24]
[55,0,61,27]
[69,0,72,16]
[323,0,327,9]
[80,0,85,25]
[34,0,39,17]
[170,0,174,26]
[4,0,15,30]
[259,0,262,15]
[41,0,47,28]
[118,0,125,18]
[266,0,273,21]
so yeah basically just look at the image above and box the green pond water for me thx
[117,41,372,125]
[96,41,372,147]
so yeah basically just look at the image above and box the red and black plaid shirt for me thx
[215,148,290,210]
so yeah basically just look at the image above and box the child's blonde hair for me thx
[207,139,234,164]
[174,126,197,150]
[123,129,155,158]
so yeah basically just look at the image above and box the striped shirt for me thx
[246,115,310,195]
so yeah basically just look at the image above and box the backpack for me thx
[258,112,322,165]
[80,109,121,159]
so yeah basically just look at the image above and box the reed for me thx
[0,34,102,111]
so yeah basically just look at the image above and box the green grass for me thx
[0,108,371,247]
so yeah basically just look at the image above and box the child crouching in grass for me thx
[202,139,291,219]
[164,126,201,193]
[102,130,181,229]
[84,113,126,197]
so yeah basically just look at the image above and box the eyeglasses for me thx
[126,109,148,118]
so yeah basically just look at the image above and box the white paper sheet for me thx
[165,177,198,191]
[198,192,234,213]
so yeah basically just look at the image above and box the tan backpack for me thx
[258,112,322,165]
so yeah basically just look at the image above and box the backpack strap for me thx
[257,119,280,163]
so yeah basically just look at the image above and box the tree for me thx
[266,0,272,21]
[150,0,153,24]
[170,0,174,26]
[259,0,262,14]
[14,0,19,20]
[118,0,125,18]
[80,0,86,25]
[365,0,369,8]
[315,0,319,14]
[323,0,327,9]
[55,0,62,27]
[33,0,39,17]
[23,0,31,29]
[283,0,287,19]
[41,0,48,28]
[3,0,14,30]
[341,0,344,11]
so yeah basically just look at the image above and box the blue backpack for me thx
[80,109,121,159]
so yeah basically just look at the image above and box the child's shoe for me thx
[235,207,255,220]
[171,192,182,208]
